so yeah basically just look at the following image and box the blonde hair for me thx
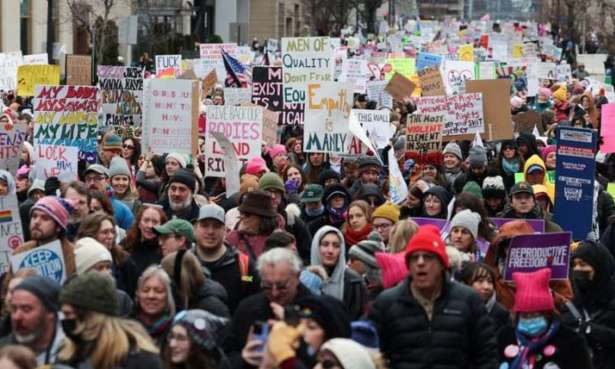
[136,265,176,317]
[388,219,419,253]
[58,312,158,369]
[161,250,205,309]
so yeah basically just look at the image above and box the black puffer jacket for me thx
[368,277,497,369]
[189,278,231,318]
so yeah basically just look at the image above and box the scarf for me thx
[343,224,373,247]
[485,292,496,313]
[502,158,521,175]
[143,313,172,340]
[327,206,347,228]
[510,319,560,369]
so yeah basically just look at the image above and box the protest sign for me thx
[348,110,380,158]
[465,79,513,141]
[366,80,393,109]
[411,217,448,229]
[478,62,496,80]
[490,218,545,233]
[443,60,475,95]
[0,123,27,174]
[142,79,199,157]
[600,103,615,153]
[155,54,182,77]
[34,144,79,181]
[384,58,416,80]
[261,109,280,147]
[0,189,24,273]
[204,105,263,177]
[416,93,484,137]
[491,42,508,61]
[202,69,218,96]
[388,148,408,205]
[406,113,443,153]
[252,67,283,112]
[458,44,474,61]
[512,42,524,58]
[65,55,92,85]
[418,66,446,96]
[513,111,543,134]
[11,240,66,284]
[340,59,370,93]
[351,109,391,149]
[303,82,353,154]
[282,37,332,104]
[416,52,443,71]
[17,65,60,97]
[555,63,572,81]
[97,66,144,128]
[385,73,416,101]
[224,88,252,106]
[33,85,98,162]
[210,131,240,196]
[554,127,597,240]
[198,43,238,80]
[23,54,48,65]
[0,52,23,90]
[503,232,572,281]
[530,62,556,80]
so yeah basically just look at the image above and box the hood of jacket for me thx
[0,170,16,194]
[523,154,555,201]
[310,225,346,301]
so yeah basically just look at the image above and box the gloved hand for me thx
[266,321,303,365]
[285,179,300,194]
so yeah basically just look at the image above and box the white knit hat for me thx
[321,338,376,369]
[482,175,505,191]
[449,209,481,240]
[74,237,112,275]
[165,152,187,168]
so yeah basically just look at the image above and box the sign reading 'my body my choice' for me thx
[282,37,332,105]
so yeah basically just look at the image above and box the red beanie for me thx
[512,268,554,313]
[404,225,449,268]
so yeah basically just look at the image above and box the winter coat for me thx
[186,279,231,318]
[523,154,555,202]
[497,322,593,369]
[554,100,571,123]
[497,204,563,233]
[226,230,269,261]
[597,186,615,237]
[311,226,368,319]
[123,238,162,280]
[111,198,135,230]
[158,197,200,222]
[58,349,163,369]
[368,277,498,369]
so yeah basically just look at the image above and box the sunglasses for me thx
[123,144,135,149]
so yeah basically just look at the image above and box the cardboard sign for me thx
[34,144,79,181]
[416,52,443,71]
[385,73,416,101]
[202,69,218,96]
[33,85,98,162]
[282,37,332,104]
[384,58,416,80]
[261,109,280,147]
[406,113,443,153]
[303,82,353,154]
[513,111,542,134]
[97,66,144,128]
[142,79,199,157]
[17,65,61,96]
[444,60,475,95]
[204,105,263,177]
[23,53,48,65]
[416,93,484,136]
[418,66,446,96]
[366,80,393,109]
[504,232,572,281]
[66,55,92,86]
[155,54,182,77]
[554,127,597,240]
[465,79,513,141]
[224,88,252,106]
[11,240,67,284]
[352,109,391,149]
[0,189,24,272]
[0,52,23,90]
[0,123,28,174]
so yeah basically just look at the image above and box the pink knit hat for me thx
[30,196,74,231]
[538,87,552,98]
[512,268,554,313]
[540,145,556,161]
[245,157,269,176]
[268,144,287,160]
[376,252,408,289]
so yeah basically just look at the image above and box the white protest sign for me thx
[443,60,475,95]
[34,144,79,182]
[23,53,49,65]
[223,88,252,106]
[366,80,393,109]
[348,110,382,160]
[0,187,24,273]
[142,79,198,156]
[282,37,333,104]
[211,131,240,195]
[0,51,23,90]
[351,109,392,149]
[388,148,408,205]
[155,54,182,76]
[11,240,66,283]
[198,43,238,80]
[556,63,572,81]
[0,123,28,174]
[204,105,263,177]
[491,42,508,62]
[340,59,370,93]
[530,62,556,80]
[478,62,496,80]
[416,93,484,136]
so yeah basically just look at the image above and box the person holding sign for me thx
[497,268,592,369]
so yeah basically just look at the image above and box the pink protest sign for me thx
[600,103,615,153]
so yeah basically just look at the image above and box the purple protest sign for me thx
[411,217,448,230]
[503,232,572,281]
[490,218,545,233]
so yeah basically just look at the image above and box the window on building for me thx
[20,0,31,54]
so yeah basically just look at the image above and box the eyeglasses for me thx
[261,279,293,292]
[373,222,392,230]
[123,144,134,150]
[85,175,106,183]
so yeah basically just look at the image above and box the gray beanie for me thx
[14,276,61,312]
[443,142,463,160]
[348,232,384,268]
[108,156,131,178]
[449,209,481,240]
[468,146,487,168]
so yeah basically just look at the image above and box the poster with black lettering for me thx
[0,183,23,273]
[252,66,304,125]
[416,93,484,136]
[406,113,443,154]
[97,65,144,130]
[504,232,572,281]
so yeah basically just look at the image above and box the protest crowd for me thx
[0,16,614,369]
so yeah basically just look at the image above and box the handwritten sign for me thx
[366,80,393,109]
[17,65,61,97]
[261,109,280,147]
[303,82,352,154]
[478,62,496,80]
[142,79,199,156]
[504,232,572,281]
[66,55,92,85]
[529,62,556,80]
[340,59,370,93]
[444,60,475,95]
[416,52,443,71]
[384,58,416,80]
[252,67,283,112]
[418,66,446,96]
[224,88,252,106]
[23,54,48,65]
[97,66,144,128]
[352,109,391,149]
[416,93,484,136]
[282,37,332,104]
[204,105,263,177]
[406,113,443,153]
[155,54,182,77]
[0,184,24,273]
[33,85,98,162]
[0,52,23,90]
[198,43,238,80]
[34,144,79,181]
[0,124,27,174]
[11,240,66,283]
[458,44,474,61]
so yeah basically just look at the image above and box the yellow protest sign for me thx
[512,43,524,58]
[384,58,416,80]
[458,44,474,62]
[17,65,60,96]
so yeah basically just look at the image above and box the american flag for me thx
[222,49,251,88]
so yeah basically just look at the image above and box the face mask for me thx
[61,319,82,343]
[572,270,592,290]
[517,316,548,337]
[305,205,324,217]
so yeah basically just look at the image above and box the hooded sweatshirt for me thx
[523,154,555,202]
[0,170,16,194]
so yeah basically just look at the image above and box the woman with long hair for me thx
[109,156,142,216]
[122,136,141,171]
[283,164,306,203]
[342,200,373,248]
[122,205,168,278]
[133,265,176,346]
[58,273,163,369]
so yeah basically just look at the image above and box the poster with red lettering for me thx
[204,105,263,177]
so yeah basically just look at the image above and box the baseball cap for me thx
[197,204,225,224]
[301,184,324,203]
[84,164,110,177]
[527,164,544,174]
[154,218,194,242]
[510,182,534,196]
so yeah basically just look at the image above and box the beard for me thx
[14,317,47,344]
[170,196,192,212]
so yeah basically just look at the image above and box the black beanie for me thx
[60,272,119,316]
[14,276,61,312]
[297,295,351,340]
[169,168,196,193]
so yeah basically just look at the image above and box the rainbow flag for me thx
[0,210,12,223]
